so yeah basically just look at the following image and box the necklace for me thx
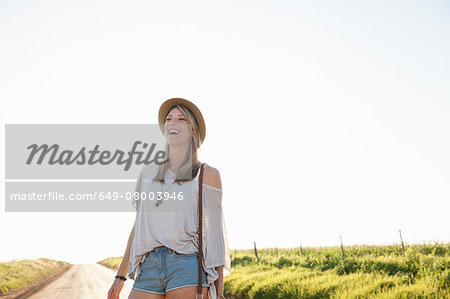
[155,172,176,207]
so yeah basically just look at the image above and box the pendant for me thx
[155,194,163,207]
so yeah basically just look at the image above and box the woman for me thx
[108,98,231,299]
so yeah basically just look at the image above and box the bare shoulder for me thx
[203,164,222,190]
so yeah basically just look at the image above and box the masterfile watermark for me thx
[26,141,168,171]
[4,124,193,212]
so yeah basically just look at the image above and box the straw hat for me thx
[158,98,206,143]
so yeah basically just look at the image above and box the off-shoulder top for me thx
[128,163,231,299]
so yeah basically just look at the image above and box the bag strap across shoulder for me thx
[197,162,206,299]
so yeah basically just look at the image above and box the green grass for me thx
[0,258,69,295]
[225,243,449,298]
[98,243,449,298]
[97,256,123,270]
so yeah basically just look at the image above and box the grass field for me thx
[99,242,449,298]
[0,258,69,296]
[226,243,449,298]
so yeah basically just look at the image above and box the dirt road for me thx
[27,264,133,299]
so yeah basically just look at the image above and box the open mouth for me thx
[168,129,180,135]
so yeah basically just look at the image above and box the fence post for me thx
[340,234,345,257]
[300,241,304,255]
[254,241,259,260]
[275,247,278,257]
[399,229,405,256]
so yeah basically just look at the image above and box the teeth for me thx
[169,129,179,134]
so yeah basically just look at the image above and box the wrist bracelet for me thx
[115,275,127,281]
[218,295,226,299]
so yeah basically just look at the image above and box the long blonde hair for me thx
[153,104,202,184]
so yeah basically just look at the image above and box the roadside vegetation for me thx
[0,258,69,296]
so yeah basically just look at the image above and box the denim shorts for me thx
[132,246,209,294]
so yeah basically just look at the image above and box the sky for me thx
[1,0,449,264]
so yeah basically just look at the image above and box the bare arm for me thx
[214,265,224,296]
[107,215,137,298]
[116,214,137,277]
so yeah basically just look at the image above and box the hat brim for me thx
[158,98,206,143]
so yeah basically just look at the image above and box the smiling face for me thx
[164,107,192,146]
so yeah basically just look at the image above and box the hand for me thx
[107,278,125,299]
